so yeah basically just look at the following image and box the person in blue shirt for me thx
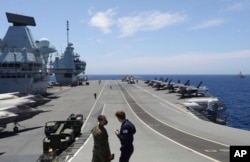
[115,110,136,162]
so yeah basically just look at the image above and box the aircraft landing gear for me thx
[13,121,23,133]
[13,126,19,133]
[13,121,19,133]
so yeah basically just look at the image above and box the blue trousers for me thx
[119,145,134,162]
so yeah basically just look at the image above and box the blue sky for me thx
[1,0,250,74]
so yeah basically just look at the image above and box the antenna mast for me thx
[66,20,69,45]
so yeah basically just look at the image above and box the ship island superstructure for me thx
[0,12,56,94]
[50,21,86,85]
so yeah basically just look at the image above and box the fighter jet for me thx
[145,78,172,90]
[0,92,51,107]
[154,78,172,90]
[0,96,35,108]
[0,105,44,133]
[0,92,20,100]
[175,81,208,98]
[167,80,190,93]
[147,78,166,88]
[75,72,88,85]
[0,92,50,133]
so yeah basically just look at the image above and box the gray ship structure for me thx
[236,71,245,78]
[49,21,87,86]
[0,13,56,94]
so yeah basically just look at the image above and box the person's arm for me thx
[100,128,111,156]
[117,125,131,143]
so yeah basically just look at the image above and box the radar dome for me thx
[39,38,50,48]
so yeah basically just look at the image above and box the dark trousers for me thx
[119,145,134,162]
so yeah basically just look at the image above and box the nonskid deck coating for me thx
[119,83,229,162]
[1,80,249,162]
[70,80,250,162]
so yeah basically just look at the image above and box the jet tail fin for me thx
[197,81,203,88]
[184,80,190,86]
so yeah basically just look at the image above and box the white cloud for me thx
[89,9,116,34]
[88,9,187,37]
[118,11,187,37]
[190,18,226,30]
[224,2,248,12]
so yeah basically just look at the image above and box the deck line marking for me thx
[129,84,228,147]
[159,102,199,119]
[118,83,226,162]
[68,81,107,162]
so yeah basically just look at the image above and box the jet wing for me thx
[0,110,18,128]
[0,104,46,133]
[0,97,36,109]
[0,92,20,100]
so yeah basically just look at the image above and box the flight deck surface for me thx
[0,80,249,162]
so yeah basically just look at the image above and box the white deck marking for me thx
[68,81,107,162]
[119,83,228,162]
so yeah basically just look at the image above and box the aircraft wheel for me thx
[14,126,19,133]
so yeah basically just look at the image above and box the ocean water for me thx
[87,74,250,131]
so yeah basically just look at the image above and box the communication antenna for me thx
[60,43,62,55]
[66,20,69,45]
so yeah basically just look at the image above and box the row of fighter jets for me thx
[0,92,51,133]
[144,78,208,98]
[144,78,227,124]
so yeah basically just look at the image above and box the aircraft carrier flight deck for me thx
[1,80,250,162]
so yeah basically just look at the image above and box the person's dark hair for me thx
[98,115,105,121]
[115,110,126,120]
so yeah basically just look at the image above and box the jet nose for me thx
[29,108,42,114]
[175,88,181,93]
[30,108,50,115]
[43,98,51,102]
